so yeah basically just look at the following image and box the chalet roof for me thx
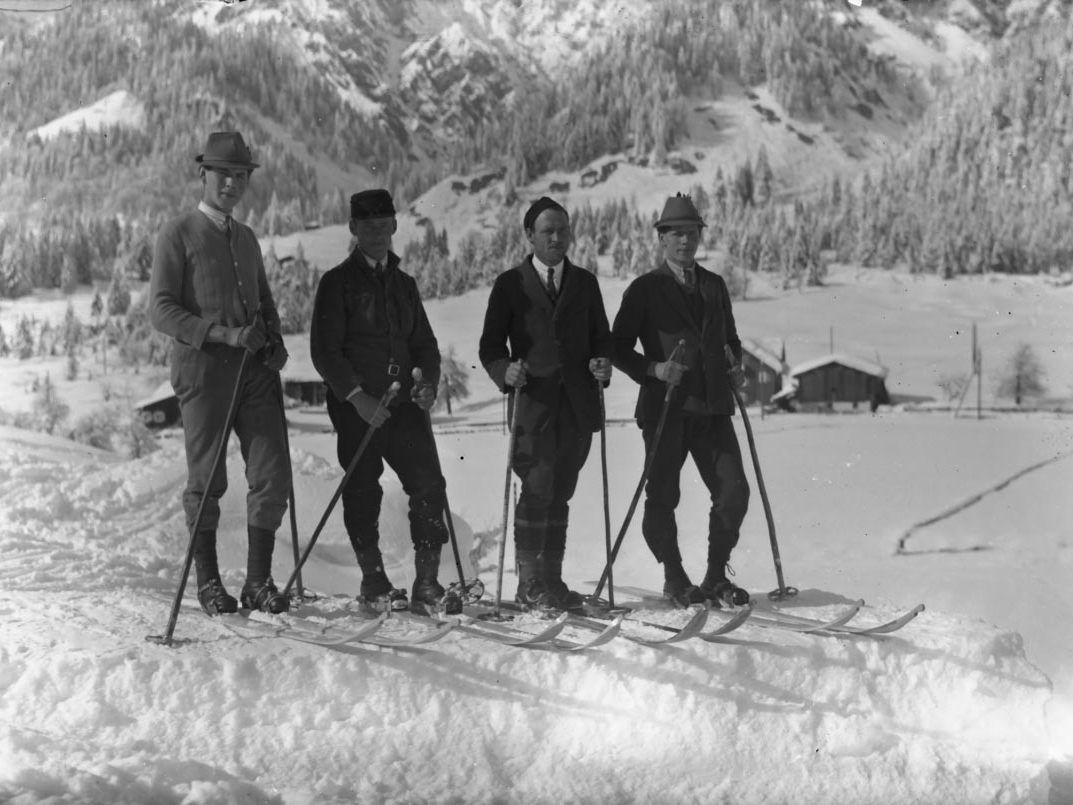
[791,352,888,380]
[740,337,786,373]
[134,380,174,409]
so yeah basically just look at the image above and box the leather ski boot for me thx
[514,549,559,615]
[662,560,704,608]
[410,547,463,616]
[542,550,585,612]
[197,578,238,616]
[241,577,290,614]
[242,527,289,613]
[194,531,237,616]
[700,563,750,608]
[355,548,408,611]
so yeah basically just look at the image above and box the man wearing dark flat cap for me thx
[310,189,461,615]
[479,196,614,613]
[612,193,751,609]
[150,131,291,616]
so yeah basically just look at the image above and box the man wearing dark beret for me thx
[479,197,614,612]
[150,131,291,616]
[612,193,751,608]
[310,189,461,615]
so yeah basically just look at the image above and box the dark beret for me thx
[350,189,396,220]
[523,196,568,231]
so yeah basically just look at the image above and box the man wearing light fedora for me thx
[611,193,751,608]
[150,131,292,616]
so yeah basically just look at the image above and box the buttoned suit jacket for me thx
[479,256,613,434]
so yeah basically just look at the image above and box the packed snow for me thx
[1,263,1072,803]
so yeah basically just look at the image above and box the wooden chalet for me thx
[777,352,890,412]
[738,337,788,406]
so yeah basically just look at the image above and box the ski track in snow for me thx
[0,431,1064,804]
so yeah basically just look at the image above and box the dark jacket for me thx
[310,249,440,403]
[479,256,613,433]
[612,261,742,425]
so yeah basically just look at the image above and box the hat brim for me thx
[196,155,260,169]
[655,218,706,229]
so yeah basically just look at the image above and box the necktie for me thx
[683,267,694,289]
[374,261,383,278]
[546,266,557,299]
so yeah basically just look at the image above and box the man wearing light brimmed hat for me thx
[310,188,461,616]
[150,131,292,616]
[612,193,751,608]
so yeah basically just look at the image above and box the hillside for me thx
[0,0,1004,296]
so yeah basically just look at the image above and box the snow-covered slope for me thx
[26,89,145,143]
[0,412,1069,803]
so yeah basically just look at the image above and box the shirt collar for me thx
[664,257,695,284]
[531,253,564,277]
[197,201,230,231]
[360,250,389,270]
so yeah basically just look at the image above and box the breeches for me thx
[326,394,447,552]
[175,347,291,534]
[640,413,749,565]
[511,388,593,554]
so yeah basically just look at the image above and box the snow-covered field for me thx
[1,264,1072,803]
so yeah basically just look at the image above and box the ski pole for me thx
[490,384,523,620]
[148,349,250,647]
[725,345,797,602]
[590,340,684,603]
[281,381,400,597]
[274,372,305,602]
[597,374,615,609]
[412,368,483,602]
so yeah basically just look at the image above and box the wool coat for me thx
[612,261,743,426]
[479,256,613,433]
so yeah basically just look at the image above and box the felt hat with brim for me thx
[195,131,260,170]
[654,193,706,229]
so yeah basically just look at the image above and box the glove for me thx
[411,382,437,411]
[504,360,527,388]
[349,390,391,427]
[724,345,745,390]
[589,357,612,383]
[225,318,267,353]
[261,333,288,372]
[728,364,747,391]
[653,360,686,386]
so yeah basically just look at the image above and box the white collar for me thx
[531,254,564,277]
[197,201,230,231]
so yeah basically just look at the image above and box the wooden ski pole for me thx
[591,340,684,602]
[489,385,523,620]
[412,368,479,599]
[147,350,250,647]
[273,373,305,602]
[725,345,797,601]
[280,382,400,597]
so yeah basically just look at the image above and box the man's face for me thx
[201,166,250,214]
[659,225,702,266]
[350,216,397,262]
[526,209,571,267]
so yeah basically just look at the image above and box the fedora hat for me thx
[195,131,260,170]
[654,193,705,230]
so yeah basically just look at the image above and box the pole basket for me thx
[582,595,631,617]
[767,585,799,602]
[446,578,485,604]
